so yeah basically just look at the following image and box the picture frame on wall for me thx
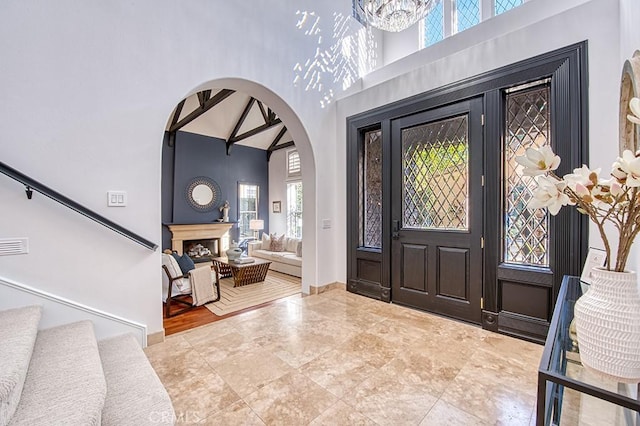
[580,247,607,285]
[272,201,281,213]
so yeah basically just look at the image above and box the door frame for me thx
[346,42,588,341]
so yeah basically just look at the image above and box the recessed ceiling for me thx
[166,89,294,157]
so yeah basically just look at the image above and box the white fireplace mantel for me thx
[167,223,233,255]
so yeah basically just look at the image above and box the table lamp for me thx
[249,219,264,240]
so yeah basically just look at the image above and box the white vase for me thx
[574,267,640,381]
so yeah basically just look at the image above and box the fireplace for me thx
[166,223,233,259]
[183,239,220,263]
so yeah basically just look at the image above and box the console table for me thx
[537,275,640,425]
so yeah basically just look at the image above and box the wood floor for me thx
[163,276,302,335]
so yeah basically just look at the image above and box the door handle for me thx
[392,220,400,240]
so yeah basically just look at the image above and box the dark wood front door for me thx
[391,98,484,324]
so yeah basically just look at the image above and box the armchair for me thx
[161,253,220,318]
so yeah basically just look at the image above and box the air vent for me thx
[0,238,29,256]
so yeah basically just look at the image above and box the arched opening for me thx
[160,78,316,331]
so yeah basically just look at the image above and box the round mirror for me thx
[185,177,221,212]
[192,184,214,205]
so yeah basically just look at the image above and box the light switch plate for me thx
[107,191,127,207]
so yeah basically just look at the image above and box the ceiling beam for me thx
[268,141,295,159]
[167,99,186,147]
[168,89,235,133]
[228,118,282,144]
[197,90,211,108]
[266,127,287,161]
[227,98,256,142]
[256,101,269,124]
[226,97,257,155]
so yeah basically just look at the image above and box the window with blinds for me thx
[287,150,301,178]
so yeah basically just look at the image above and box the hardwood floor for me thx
[163,289,302,336]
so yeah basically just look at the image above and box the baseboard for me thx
[0,274,147,347]
[309,281,346,295]
[147,330,165,346]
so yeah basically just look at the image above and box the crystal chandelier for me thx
[357,0,437,32]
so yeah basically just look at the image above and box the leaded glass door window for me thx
[402,115,469,231]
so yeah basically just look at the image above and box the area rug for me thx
[205,271,301,316]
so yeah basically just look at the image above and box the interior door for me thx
[391,98,484,324]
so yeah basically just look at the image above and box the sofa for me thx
[248,234,302,278]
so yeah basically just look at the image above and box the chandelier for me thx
[356,0,437,32]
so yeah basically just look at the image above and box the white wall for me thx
[0,0,373,335]
[268,150,288,236]
[335,0,624,280]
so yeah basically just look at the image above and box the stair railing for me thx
[0,161,157,251]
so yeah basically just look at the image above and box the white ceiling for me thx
[166,89,293,151]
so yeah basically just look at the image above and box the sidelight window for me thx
[359,129,383,248]
[503,80,551,266]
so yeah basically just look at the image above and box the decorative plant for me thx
[516,97,640,272]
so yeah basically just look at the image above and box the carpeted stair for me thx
[0,305,174,426]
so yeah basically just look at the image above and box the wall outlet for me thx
[322,219,331,229]
[107,191,127,207]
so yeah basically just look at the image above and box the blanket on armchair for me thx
[189,266,217,306]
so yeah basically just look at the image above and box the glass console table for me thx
[537,275,640,425]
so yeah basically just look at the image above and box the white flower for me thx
[529,175,572,215]
[612,150,640,187]
[515,146,561,176]
[563,165,601,189]
[628,97,640,125]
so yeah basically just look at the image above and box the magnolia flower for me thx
[529,175,572,215]
[564,165,601,188]
[628,97,640,125]
[612,150,640,187]
[515,145,561,176]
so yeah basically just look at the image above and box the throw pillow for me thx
[261,233,271,250]
[172,252,195,275]
[269,233,285,252]
[296,241,302,257]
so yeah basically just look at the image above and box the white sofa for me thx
[248,234,302,278]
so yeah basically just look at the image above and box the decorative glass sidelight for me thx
[402,115,469,230]
[359,129,383,248]
[504,81,551,266]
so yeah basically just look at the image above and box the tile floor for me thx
[145,288,543,425]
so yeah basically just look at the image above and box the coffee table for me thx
[211,257,271,287]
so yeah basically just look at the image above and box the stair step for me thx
[0,305,41,425]
[8,321,106,426]
[99,333,174,425]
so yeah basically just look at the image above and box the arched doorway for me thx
[160,78,316,330]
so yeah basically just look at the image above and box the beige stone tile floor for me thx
[145,289,543,425]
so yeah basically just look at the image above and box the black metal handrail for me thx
[0,161,157,251]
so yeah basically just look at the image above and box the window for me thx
[238,183,259,239]
[422,0,527,48]
[286,182,303,238]
[287,150,301,179]
[503,80,551,266]
[359,129,383,248]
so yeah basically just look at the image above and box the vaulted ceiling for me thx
[166,88,294,160]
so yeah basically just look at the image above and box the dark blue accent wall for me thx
[161,131,269,250]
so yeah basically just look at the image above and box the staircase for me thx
[0,305,174,425]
